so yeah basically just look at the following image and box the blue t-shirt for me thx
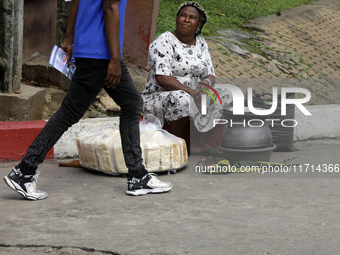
[73,0,127,59]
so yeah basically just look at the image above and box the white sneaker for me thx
[126,173,172,196]
[4,166,48,200]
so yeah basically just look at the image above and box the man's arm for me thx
[61,0,79,64]
[103,0,121,88]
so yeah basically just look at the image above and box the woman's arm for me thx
[157,74,206,112]
[155,74,216,100]
[155,75,194,95]
[198,38,216,88]
[200,75,215,87]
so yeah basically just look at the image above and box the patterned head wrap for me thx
[177,2,208,36]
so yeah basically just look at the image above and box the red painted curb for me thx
[0,121,54,161]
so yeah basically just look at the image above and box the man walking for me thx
[4,0,172,200]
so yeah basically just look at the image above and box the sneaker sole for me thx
[126,186,172,196]
[3,176,47,200]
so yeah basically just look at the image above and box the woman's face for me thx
[176,6,202,36]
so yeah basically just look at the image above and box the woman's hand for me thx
[192,88,205,114]
[193,76,215,114]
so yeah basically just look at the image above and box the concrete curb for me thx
[0,120,54,161]
[294,104,340,140]
[1,104,339,161]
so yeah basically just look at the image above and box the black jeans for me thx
[19,58,147,177]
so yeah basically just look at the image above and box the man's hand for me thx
[103,0,121,89]
[60,44,73,65]
[104,58,121,88]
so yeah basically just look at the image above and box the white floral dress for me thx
[141,31,232,132]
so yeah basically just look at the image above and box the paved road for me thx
[1,139,339,255]
[1,0,340,254]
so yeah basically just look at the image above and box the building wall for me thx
[23,0,57,61]
[22,0,159,66]
[123,0,159,67]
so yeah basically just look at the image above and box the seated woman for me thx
[141,2,232,155]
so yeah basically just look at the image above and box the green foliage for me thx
[157,0,317,37]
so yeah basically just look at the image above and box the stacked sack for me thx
[76,129,188,175]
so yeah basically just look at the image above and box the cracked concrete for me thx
[0,245,118,255]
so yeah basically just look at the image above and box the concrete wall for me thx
[0,84,45,121]
[294,104,340,140]
[22,0,57,61]
[123,0,160,67]
[22,0,159,67]
[0,0,23,93]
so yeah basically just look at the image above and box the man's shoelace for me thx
[31,171,41,190]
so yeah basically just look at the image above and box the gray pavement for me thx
[1,0,340,254]
[1,138,340,255]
